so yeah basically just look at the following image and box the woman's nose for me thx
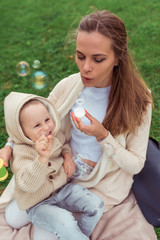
[83,60,92,72]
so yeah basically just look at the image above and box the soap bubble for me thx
[32,60,40,69]
[31,71,48,89]
[16,61,30,77]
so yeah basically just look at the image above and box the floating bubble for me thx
[32,60,40,69]
[31,71,48,90]
[16,61,30,77]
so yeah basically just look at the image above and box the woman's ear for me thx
[114,57,119,67]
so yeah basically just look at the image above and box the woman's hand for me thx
[63,152,75,180]
[71,110,109,141]
[0,145,13,167]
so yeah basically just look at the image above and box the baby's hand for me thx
[63,152,75,180]
[35,134,53,164]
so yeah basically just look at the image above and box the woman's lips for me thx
[82,76,93,82]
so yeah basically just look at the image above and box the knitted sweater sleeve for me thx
[48,76,72,110]
[11,144,48,193]
[98,103,152,174]
[56,131,72,156]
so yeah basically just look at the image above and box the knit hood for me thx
[4,92,60,145]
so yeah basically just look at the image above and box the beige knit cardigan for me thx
[48,72,152,212]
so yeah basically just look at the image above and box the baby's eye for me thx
[45,118,50,122]
[34,124,40,128]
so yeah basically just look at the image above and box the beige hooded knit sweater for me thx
[4,92,70,210]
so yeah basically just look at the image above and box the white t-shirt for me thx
[70,86,111,163]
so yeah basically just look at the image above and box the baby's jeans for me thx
[5,199,58,239]
[27,183,104,240]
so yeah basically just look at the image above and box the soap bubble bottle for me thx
[71,154,93,179]
[0,158,8,181]
[74,99,85,119]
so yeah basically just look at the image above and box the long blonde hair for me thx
[78,10,152,136]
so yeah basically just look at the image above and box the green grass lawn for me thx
[0,0,160,237]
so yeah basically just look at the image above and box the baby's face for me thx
[20,102,54,142]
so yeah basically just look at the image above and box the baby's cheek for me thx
[51,122,55,133]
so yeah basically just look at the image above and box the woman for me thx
[0,10,157,240]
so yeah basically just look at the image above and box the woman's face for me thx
[75,31,118,88]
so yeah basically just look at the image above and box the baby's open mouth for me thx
[41,130,52,137]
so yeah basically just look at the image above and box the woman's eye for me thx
[94,58,106,63]
[76,53,106,63]
[77,54,85,60]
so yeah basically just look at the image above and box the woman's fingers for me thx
[84,110,94,123]
[71,110,105,138]
[0,146,12,167]
[71,112,81,129]
[71,111,91,133]
[71,110,108,139]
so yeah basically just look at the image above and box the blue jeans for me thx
[27,183,104,240]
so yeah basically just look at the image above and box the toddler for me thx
[4,92,104,240]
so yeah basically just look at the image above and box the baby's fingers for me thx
[40,141,48,151]
[47,135,53,142]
